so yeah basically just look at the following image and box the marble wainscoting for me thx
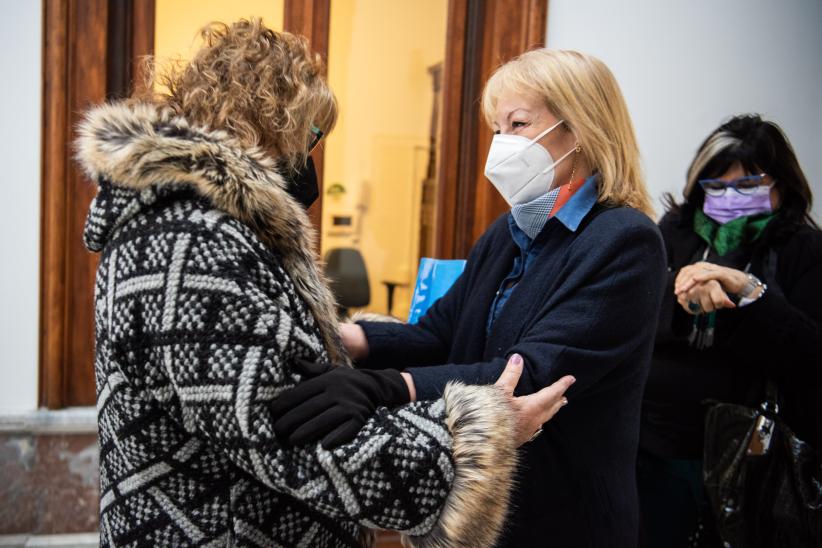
[0,408,99,541]
[0,408,410,547]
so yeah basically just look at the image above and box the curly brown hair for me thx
[145,18,336,171]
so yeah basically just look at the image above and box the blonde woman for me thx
[76,21,574,547]
[274,49,667,547]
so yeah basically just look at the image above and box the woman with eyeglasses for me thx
[638,114,822,547]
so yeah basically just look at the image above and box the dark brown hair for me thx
[666,114,817,230]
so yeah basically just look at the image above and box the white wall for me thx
[0,1,42,411]
[546,0,822,221]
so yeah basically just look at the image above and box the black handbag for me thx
[703,383,822,547]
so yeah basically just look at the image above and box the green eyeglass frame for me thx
[309,125,324,153]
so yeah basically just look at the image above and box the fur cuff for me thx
[347,311,402,324]
[402,382,518,548]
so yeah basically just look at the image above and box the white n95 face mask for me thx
[484,120,578,207]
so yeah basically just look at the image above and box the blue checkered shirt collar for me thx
[510,187,562,239]
[509,174,598,239]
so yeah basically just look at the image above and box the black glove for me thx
[271,359,410,449]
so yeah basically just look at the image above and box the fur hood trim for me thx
[76,102,347,363]
[404,382,518,548]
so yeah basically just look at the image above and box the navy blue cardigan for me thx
[360,204,666,547]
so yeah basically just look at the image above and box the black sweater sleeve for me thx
[654,210,700,343]
[723,229,822,381]
[358,226,494,371]
[364,214,667,401]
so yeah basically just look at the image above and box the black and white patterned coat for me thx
[76,103,517,547]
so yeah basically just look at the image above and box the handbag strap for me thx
[761,380,780,414]
[759,249,781,415]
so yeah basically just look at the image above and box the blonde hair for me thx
[481,49,653,217]
[143,19,336,171]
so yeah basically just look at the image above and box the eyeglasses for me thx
[309,125,324,154]
[698,173,772,196]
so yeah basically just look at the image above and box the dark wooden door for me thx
[436,0,548,259]
[40,0,155,408]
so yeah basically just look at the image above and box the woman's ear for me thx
[770,185,782,209]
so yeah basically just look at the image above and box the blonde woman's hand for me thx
[494,354,575,447]
[339,322,369,361]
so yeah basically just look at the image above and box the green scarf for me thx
[693,208,777,256]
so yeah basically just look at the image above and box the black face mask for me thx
[284,156,319,209]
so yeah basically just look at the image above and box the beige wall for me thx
[154,0,448,319]
[322,0,447,319]
[155,0,284,65]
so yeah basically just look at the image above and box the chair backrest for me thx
[323,247,370,309]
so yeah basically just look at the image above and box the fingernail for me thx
[569,377,576,385]
[561,397,569,406]
[510,353,523,365]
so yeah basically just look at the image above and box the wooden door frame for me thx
[437,0,548,259]
[39,0,155,408]
[283,0,331,242]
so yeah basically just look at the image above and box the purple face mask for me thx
[703,186,773,224]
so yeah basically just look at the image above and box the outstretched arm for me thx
[382,222,667,400]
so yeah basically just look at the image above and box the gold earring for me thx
[567,144,582,191]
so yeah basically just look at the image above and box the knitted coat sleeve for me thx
[103,220,517,548]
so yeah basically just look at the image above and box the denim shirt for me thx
[486,175,599,333]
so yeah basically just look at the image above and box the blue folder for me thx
[407,258,467,324]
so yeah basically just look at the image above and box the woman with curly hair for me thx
[77,19,573,547]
